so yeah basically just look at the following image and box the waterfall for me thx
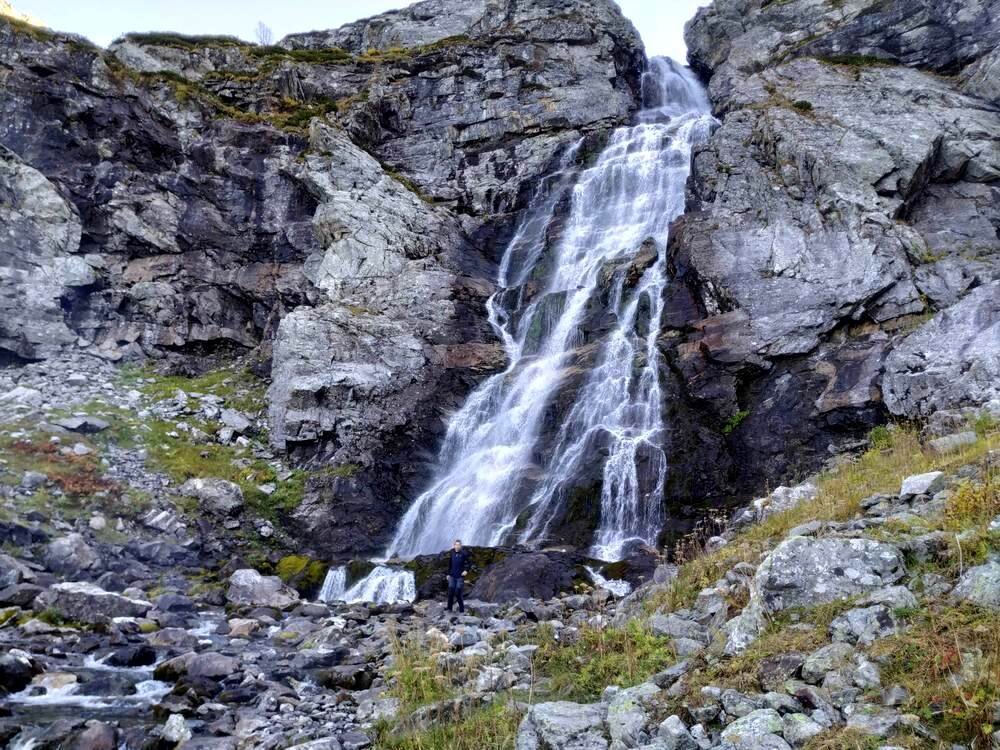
[348,57,714,599]
[318,565,415,604]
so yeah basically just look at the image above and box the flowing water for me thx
[326,58,714,601]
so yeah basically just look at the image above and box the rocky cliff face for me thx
[661,0,1000,498]
[0,0,644,553]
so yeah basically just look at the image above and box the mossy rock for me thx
[276,555,328,598]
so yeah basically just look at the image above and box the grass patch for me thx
[803,728,883,750]
[386,633,456,713]
[124,364,266,416]
[943,468,999,532]
[117,32,246,49]
[376,700,522,750]
[869,603,1000,745]
[531,621,675,702]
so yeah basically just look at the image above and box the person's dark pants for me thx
[447,576,464,612]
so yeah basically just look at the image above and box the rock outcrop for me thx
[0,0,645,552]
[664,0,1000,497]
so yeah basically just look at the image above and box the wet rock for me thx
[187,652,240,680]
[226,569,300,610]
[107,645,157,668]
[178,478,244,516]
[35,582,152,623]
[162,714,192,744]
[470,552,579,603]
[0,648,42,693]
[67,720,117,750]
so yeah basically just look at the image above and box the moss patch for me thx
[276,554,328,597]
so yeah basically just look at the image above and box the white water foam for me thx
[318,565,415,604]
[586,566,633,598]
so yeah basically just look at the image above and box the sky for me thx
[16,0,708,62]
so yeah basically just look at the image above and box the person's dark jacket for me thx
[448,549,469,579]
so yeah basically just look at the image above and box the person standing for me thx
[446,539,469,613]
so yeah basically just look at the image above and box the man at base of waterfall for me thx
[446,539,470,613]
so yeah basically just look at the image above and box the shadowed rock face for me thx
[0,0,644,554]
[663,0,1000,500]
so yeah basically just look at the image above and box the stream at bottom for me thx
[1,611,227,748]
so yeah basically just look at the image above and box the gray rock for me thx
[899,471,946,499]
[226,569,300,610]
[952,562,1000,609]
[606,682,660,748]
[753,537,905,616]
[178,477,245,516]
[657,715,697,750]
[516,700,608,750]
[829,605,900,646]
[44,533,101,577]
[845,706,900,737]
[885,282,1000,419]
[186,652,240,679]
[801,642,857,685]
[34,581,151,623]
[928,431,978,453]
[219,408,252,434]
[648,614,710,644]
[781,713,823,748]
[720,709,788,749]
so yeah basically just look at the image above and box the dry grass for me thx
[646,427,998,615]
[870,603,1000,745]
[385,632,458,713]
[376,700,522,750]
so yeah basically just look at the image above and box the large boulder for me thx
[755,537,906,613]
[44,534,101,578]
[226,569,300,610]
[469,552,581,603]
[726,536,905,654]
[34,582,152,624]
[178,478,244,516]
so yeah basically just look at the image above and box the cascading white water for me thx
[346,58,714,599]
[318,565,415,604]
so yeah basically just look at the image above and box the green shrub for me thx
[722,409,750,435]
[792,99,813,111]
